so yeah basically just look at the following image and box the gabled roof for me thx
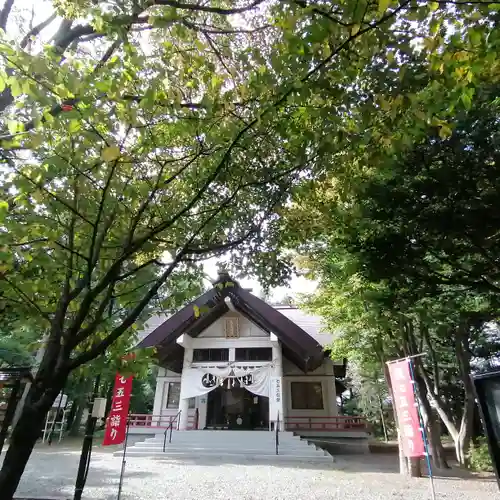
[137,273,325,372]
[272,305,334,347]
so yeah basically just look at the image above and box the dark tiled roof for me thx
[137,274,325,372]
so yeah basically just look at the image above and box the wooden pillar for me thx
[0,380,21,456]
[178,346,193,430]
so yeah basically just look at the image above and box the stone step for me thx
[130,445,326,455]
[119,450,333,463]
[145,432,303,442]
[134,439,314,450]
[138,442,316,451]
[134,445,321,454]
[120,430,330,463]
[140,435,311,444]
[135,442,319,451]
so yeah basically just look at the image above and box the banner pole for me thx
[386,353,427,364]
[117,414,131,500]
[408,359,437,500]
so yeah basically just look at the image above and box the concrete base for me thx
[122,450,333,463]
[117,430,333,464]
[295,430,370,439]
[128,427,161,435]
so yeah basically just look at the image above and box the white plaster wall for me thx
[196,394,208,429]
[198,311,268,338]
[282,357,333,376]
[153,369,199,427]
[156,370,181,418]
[282,358,338,424]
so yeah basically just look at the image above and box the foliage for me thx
[0,0,498,491]
[278,24,500,467]
[344,360,394,439]
[0,313,41,367]
[468,438,494,472]
[130,366,157,414]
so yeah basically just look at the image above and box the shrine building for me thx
[135,272,355,435]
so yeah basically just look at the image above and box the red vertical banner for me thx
[102,373,133,446]
[388,359,425,458]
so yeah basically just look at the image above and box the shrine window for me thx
[166,382,180,408]
[235,348,273,361]
[192,348,229,362]
[290,381,324,410]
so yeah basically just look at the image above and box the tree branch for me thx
[115,259,165,282]
[68,254,182,370]
[88,159,119,276]
[7,237,48,247]
[0,0,14,32]
[70,281,116,347]
[13,167,95,226]
[52,210,76,336]
[153,0,265,15]
[1,276,50,321]
[291,0,350,27]
[20,13,57,49]
[181,19,271,34]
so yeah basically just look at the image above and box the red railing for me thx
[129,412,198,430]
[129,413,368,432]
[284,415,369,432]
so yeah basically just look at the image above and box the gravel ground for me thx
[7,444,498,500]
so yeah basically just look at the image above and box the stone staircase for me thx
[118,430,333,464]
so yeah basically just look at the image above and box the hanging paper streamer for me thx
[180,365,272,400]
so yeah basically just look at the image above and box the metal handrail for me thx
[275,411,280,456]
[163,410,181,452]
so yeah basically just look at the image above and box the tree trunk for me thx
[0,379,65,498]
[68,403,85,437]
[66,400,77,431]
[378,395,389,442]
[413,371,449,469]
[0,331,69,500]
[453,320,475,467]
[454,393,475,466]
[0,407,45,498]
[427,413,449,469]
[417,361,461,457]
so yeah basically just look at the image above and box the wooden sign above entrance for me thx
[224,317,239,338]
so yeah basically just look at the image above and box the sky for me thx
[202,257,318,302]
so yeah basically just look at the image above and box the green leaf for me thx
[7,121,23,135]
[68,120,81,133]
[43,109,54,123]
[378,0,390,14]
[31,134,43,148]
[10,78,22,97]
[96,81,111,92]
[429,2,439,11]
[469,29,482,46]
[438,124,452,139]
[0,73,5,93]
[101,145,121,162]
[0,200,8,218]
[461,93,472,110]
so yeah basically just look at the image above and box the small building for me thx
[136,273,360,435]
